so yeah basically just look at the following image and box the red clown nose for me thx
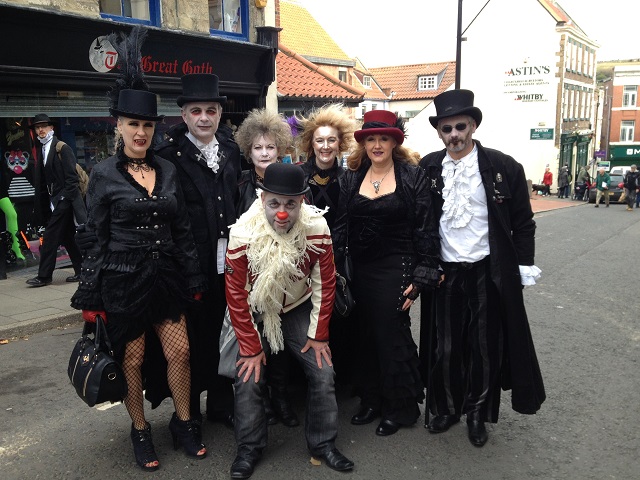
[276,211,289,220]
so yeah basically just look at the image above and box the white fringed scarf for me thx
[232,197,327,353]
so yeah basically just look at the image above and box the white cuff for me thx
[519,265,541,286]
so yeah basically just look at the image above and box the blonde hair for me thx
[346,142,419,170]
[235,108,293,160]
[297,104,356,160]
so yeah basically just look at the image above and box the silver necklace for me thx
[369,164,393,194]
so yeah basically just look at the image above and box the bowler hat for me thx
[354,110,405,145]
[29,114,54,129]
[429,89,483,128]
[177,74,227,107]
[109,89,164,121]
[257,163,310,196]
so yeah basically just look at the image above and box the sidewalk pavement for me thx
[0,194,586,340]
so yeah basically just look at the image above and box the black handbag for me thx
[334,272,355,317]
[67,315,128,407]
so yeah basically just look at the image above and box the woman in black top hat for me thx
[71,28,207,471]
[332,110,440,436]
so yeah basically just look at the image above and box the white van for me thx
[610,166,631,175]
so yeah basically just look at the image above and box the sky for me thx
[302,0,639,68]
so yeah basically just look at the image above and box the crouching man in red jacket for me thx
[225,163,353,479]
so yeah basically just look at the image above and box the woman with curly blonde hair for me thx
[297,103,356,229]
[235,108,293,217]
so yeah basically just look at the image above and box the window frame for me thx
[622,85,637,108]
[620,120,635,142]
[99,0,161,26]
[362,75,372,88]
[208,0,250,41]
[418,75,436,91]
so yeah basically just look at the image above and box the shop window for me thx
[99,0,160,26]
[620,121,635,142]
[209,0,249,39]
[622,85,637,108]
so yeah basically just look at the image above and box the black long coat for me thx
[419,141,545,416]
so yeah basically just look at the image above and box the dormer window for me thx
[418,75,436,91]
[363,75,372,88]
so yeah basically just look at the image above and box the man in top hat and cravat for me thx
[155,73,239,430]
[418,89,545,447]
[26,114,85,287]
[225,162,353,479]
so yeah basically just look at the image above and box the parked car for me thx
[610,166,631,175]
[588,173,624,203]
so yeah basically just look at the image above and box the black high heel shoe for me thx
[169,412,207,459]
[130,423,159,471]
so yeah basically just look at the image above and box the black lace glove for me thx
[406,282,422,300]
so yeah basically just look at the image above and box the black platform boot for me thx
[130,423,159,471]
[169,412,207,459]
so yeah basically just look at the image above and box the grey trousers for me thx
[233,300,338,458]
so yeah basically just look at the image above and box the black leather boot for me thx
[130,423,159,471]
[271,387,300,427]
[267,352,299,427]
[261,385,278,425]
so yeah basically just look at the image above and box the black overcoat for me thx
[419,140,545,416]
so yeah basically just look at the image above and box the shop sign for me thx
[530,128,554,140]
[609,145,640,159]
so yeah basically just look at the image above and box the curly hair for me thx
[235,108,293,161]
[346,142,419,170]
[296,104,356,160]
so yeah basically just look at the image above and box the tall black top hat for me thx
[109,89,164,121]
[429,89,483,129]
[257,163,310,196]
[29,113,55,129]
[177,74,227,107]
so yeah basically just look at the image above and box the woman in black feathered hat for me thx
[331,110,440,436]
[71,26,207,471]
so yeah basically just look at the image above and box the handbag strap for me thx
[94,315,114,354]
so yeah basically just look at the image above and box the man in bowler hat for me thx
[26,114,85,287]
[225,162,353,478]
[419,89,545,446]
[155,73,239,429]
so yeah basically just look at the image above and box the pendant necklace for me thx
[127,157,153,179]
[369,164,393,194]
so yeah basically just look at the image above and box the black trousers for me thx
[38,203,82,279]
[429,257,503,423]
[189,273,234,416]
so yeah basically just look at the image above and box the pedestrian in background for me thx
[542,166,552,196]
[622,164,639,211]
[594,167,611,208]
[26,114,85,287]
[332,110,440,437]
[420,89,545,447]
[557,164,570,199]
[71,50,207,470]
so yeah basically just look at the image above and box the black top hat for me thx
[177,74,227,107]
[429,89,483,128]
[109,89,164,121]
[257,163,310,196]
[29,113,54,129]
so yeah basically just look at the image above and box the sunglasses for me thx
[439,122,469,134]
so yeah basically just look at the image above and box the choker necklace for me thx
[369,164,393,194]
[127,157,153,179]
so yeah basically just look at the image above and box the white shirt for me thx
[439,145,490,263]
[42,140,52,166]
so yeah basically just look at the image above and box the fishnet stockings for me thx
[122,315,192,430]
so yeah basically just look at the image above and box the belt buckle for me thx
[151,251,160,260]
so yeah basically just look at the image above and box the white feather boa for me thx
[231,197,327,353]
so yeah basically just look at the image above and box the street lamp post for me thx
[455,0,463,89]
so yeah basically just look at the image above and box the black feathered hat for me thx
[107,26,164,122]
[429,89,482,128]
[257,163,310,196]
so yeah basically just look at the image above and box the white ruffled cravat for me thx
[441,153,478,229]
[186,132,220,173]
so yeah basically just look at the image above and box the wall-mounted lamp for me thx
[255,0,268,8]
